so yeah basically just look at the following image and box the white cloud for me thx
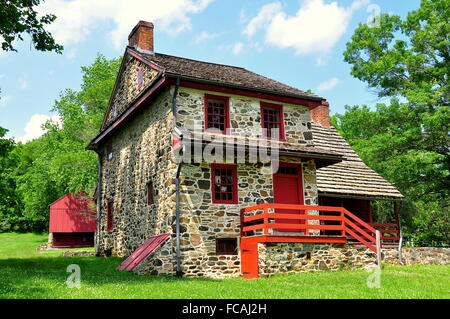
[232,42,244,55]
[317,77,340,92]
[17,114,61,143]
[0,74,5,79]
[38,0,213,49]
[243,2,282,37]
[244,0,368,55]
[195,31,217,44]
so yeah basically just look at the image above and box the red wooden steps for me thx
[117,233,171,271]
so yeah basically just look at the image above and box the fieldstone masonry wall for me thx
[176,87,314,145]
[105,55,160,127]
[258,243,379,276]
[177,157,318,278]
[401,247,450,265]
[257,244,449,277]
[97,86,176,258]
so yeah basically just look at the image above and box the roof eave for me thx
[318,191,405,201]
[164,73,325,103]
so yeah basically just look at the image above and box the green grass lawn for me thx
[0,233,448,299]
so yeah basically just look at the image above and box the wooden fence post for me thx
[375,230,382,269]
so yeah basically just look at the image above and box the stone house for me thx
[88,21,404,278]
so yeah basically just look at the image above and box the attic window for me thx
[261,102,285,140]
[204,94,229,134]
[137,68,144,89]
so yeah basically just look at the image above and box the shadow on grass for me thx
[0,254,222,298]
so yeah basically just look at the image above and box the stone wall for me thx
[97,86,177,258]
[105,54,160,127]
[258,243,379,276]
[257,244,450,277]
[177,158,318,278]
[175,87,313,145]
[401,247,450,265]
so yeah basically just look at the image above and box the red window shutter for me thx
[260,102,285,140]
[204,94,230,134]
[211,164,238,204]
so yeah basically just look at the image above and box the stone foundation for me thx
[258,243,380,276]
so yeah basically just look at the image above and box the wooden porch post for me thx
[394,201,399,227]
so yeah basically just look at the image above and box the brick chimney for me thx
[128,21,154,54]
[310,101,331,128]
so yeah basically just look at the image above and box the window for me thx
[107,200,114,231]
[137,68,144,89]
[260,102,285,140]
[216,238,238,255]
[147,181,154,205]
[211,164,238,204]
[204,94,229,134]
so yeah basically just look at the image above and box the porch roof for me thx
[311,123,404,199]
[176,130,344,167]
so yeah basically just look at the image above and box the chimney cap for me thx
[128,21,154,40]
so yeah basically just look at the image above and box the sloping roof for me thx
[117,233,171,271]
[49,193,96,233]
[177,130,344,163]
[134,48,323,101]
[312,123,403,199]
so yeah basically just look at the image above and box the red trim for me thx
[260,102,285,140]
[204,94,230,135]
[211,163,238,204]
[180,80,323,107]
[127,49,165,72]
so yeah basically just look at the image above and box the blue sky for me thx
[0,0,421,142]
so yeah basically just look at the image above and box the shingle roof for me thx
[133,48,323,101]
[179,130,344,161]
[312,123,404,199]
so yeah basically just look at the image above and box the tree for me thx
[0,0,63,53]
[11,54,120,232]
[335,0,449,246]
[343,0,449,107]
[0,127,24,232]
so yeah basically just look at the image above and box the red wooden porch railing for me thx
[240,204,381,253]
[239,204,383,278]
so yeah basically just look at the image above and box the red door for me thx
[273,163,305,233]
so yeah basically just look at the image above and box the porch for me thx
[240,203,400,278]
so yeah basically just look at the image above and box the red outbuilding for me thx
[49,193,96,248]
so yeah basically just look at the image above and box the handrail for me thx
[241,204,380,254]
